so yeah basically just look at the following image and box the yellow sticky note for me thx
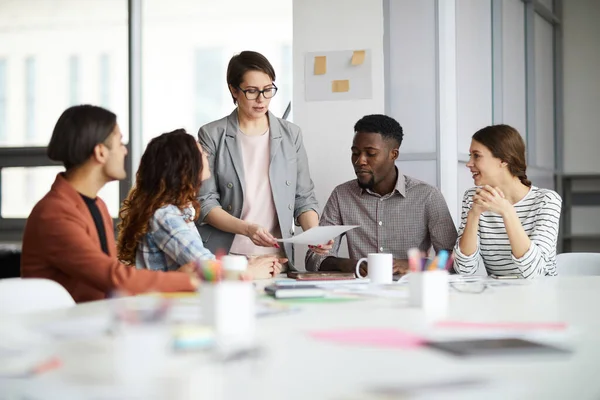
[332,79,350,93]
[314,56,327,75]
[351,50,366,66]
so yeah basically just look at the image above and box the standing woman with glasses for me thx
[196,51,332,272]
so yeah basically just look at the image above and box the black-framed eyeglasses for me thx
[237,84,278,100]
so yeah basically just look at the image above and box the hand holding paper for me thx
[308,239,334,255]
[277,225,358,245]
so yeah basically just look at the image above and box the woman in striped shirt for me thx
[454,125,562,279]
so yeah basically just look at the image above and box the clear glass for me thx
[1,167,120,218]
[141,0,293,148]
[0,0,129,148]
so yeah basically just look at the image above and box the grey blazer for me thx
[196,110,319,269]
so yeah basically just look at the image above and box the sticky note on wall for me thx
[351,50,366,66]
[314,56,327,75]
[332,79,350,93]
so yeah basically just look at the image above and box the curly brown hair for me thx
[117,129,203,265]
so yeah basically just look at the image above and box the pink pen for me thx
[407,248,421,273]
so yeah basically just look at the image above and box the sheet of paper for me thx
[313,55,327,75]
[168,299,299,323]
[277,225,358,245]
[333,284,409,299]
[332,79,350,93]
[37,315,112,339]
[351,50,366,65]
[309,328,424,349]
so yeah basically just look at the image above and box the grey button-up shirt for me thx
[305,172,458,271]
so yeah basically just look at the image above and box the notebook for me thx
[264,284,326,299]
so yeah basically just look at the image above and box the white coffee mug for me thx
[355,253,393,284]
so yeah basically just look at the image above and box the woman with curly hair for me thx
[117,129,283,279]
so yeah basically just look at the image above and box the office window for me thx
[194,48,224,130]
[0,0,127,223]
[142,0,292,147]
[0,0,128,148]
[69,55,80,105]
[0,59,6,144]
[99,53,110,108]
[25,57,36,143]
[278,45,293,121]
[2,167,63,218]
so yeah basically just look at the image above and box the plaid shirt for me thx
[305,172,458,271]
[136,204,215,271]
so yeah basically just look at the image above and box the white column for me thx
[437,0,459,224]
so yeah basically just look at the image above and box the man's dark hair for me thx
[354,114,404,148]
[47,105,117,170]
[226,51,276,104]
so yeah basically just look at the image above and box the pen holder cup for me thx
[409,270,449,316]
[113,297,171,387]
[200,281,256,348]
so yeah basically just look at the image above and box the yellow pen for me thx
[427,257,439,271]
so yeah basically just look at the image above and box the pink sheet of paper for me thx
[434,321,568,331]
[308,329,425,348]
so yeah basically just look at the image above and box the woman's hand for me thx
[308,239,334,255]
[247,255,277,279]
[247,255,289,279]
[473,185,512,216]
[246,223,279,248]
[272,257,288,277]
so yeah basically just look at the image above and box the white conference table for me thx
[2,276,600,399]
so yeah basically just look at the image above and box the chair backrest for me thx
[0,278,75,315]
[556,252,600,276]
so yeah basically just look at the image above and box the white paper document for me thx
[277,225,358,245]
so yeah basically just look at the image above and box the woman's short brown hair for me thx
[472,124,532,187]
[226,51,276,104]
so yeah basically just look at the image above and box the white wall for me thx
[293,0,385,268]
[563,0,600,174]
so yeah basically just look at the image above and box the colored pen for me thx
[436,250,449,271]
[407,248,421,273]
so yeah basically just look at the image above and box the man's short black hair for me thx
[353,114,404,148]
[47,105,117,170]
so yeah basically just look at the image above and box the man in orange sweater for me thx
[21,105,197,302]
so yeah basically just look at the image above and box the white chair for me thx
[556,252,600,276]
[0,278,75,315]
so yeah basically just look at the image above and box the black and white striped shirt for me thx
[454,186,562,279]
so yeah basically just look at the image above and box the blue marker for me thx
[436,250,449,271]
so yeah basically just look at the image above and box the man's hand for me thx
[308,239,334,255]
[393,259,409,276]
[178,261,200,289]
